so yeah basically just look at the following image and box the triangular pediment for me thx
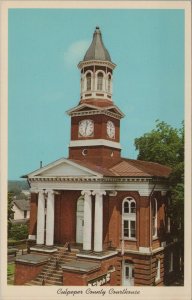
[106,106,125,117]
[67,103,124,118]
[27,158,103,178]
[66,104,99,115]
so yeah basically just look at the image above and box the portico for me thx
[34,187,107,253]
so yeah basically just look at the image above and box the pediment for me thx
[67,103,124,118]
[27,158,102,178]
[67,104,99,115]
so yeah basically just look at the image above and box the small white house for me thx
[12,199,30,224]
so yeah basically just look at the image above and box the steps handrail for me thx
[42,242,69,285]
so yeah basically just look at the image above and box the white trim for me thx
[152,198,158,238]
[30,247,57,253]
[78,60,116,70]
[28,235,36,240]
[67,103,125,118]
[161,241,166,248]
[139,247,151,254]
[69,139,122,149]
[29,181,167,197]
[27,157,102,178]
[76,251,118,260]
[155,259,161,282]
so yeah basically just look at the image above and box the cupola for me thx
[78,27,116,104]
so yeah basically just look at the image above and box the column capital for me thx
[30,189,44,195]
[81,190,92,197]
[45,189,55,196]
[92,190,106,197]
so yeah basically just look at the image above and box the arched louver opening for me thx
[97,72,103,91]
[108,74,111,93]
[86,73,92,91]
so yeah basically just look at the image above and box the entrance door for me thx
[123,261,134,286]
[76,197,84,243]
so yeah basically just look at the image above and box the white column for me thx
[92,190,106,252]
[36,190,45,245]
[81,190,92,251]
[45,190,55,246]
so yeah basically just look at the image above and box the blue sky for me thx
[8,9,184,180]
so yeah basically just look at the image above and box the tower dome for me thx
[83,26,111,62]
[78,27,116,104]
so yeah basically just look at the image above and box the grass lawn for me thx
[7,263,15,285]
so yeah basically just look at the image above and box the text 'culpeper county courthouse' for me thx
[14,27,181,286]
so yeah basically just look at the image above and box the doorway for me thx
[122,260,134,286]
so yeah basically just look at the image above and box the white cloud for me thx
[64,40,90,68]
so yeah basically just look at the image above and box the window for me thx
[122,198,136,239]
[97,72,103,90]
[24,210,27,218]
[152,198,157,238]
[155,259,161,282]
[86,73,91,91]
[169,252,173,272]
[107,74,111,92]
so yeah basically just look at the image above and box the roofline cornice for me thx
[69,109,123,119]
[28,176,168,184]
[78,60,116,70]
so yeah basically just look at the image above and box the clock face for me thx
[107,120,115,139]
[79,119,94,137]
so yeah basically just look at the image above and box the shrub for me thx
[9,224,28,240]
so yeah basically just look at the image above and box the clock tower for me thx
[67,27,124,165]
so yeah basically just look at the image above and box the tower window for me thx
[97,72,103,91]
[108,74,111,92]
[86,73,91,91]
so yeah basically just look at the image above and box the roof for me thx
[70,158,172,179]
[83,27,112,62]
[13,199,30,211]
[67,103,124,118]
[24,157,172,180]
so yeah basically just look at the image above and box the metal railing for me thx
[42,242,69,285]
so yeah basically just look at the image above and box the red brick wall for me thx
[151,192,167,250]
[108,191,141,250]
[54,191,81,244]
[139,196,150,248]
[63,271,87,285]
[71,115,120,142]
[14,262,46,285]
[63,256,119,286]
[68,146,121,165]
[62,250,166,286]
[29,193,37,236]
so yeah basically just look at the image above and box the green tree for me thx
[135,120,183,168]
[8,192,14,236]
[135,120,184,242]
[9,224,28,240]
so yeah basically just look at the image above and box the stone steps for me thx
[25,247,77,286]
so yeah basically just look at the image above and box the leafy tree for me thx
[135,120,184,242]
[135,120,183,168]
[8,192,14,236]
[9,223,28,240]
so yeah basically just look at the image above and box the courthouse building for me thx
[14,27,181,286]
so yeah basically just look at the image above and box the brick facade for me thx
[14,261,47,285]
